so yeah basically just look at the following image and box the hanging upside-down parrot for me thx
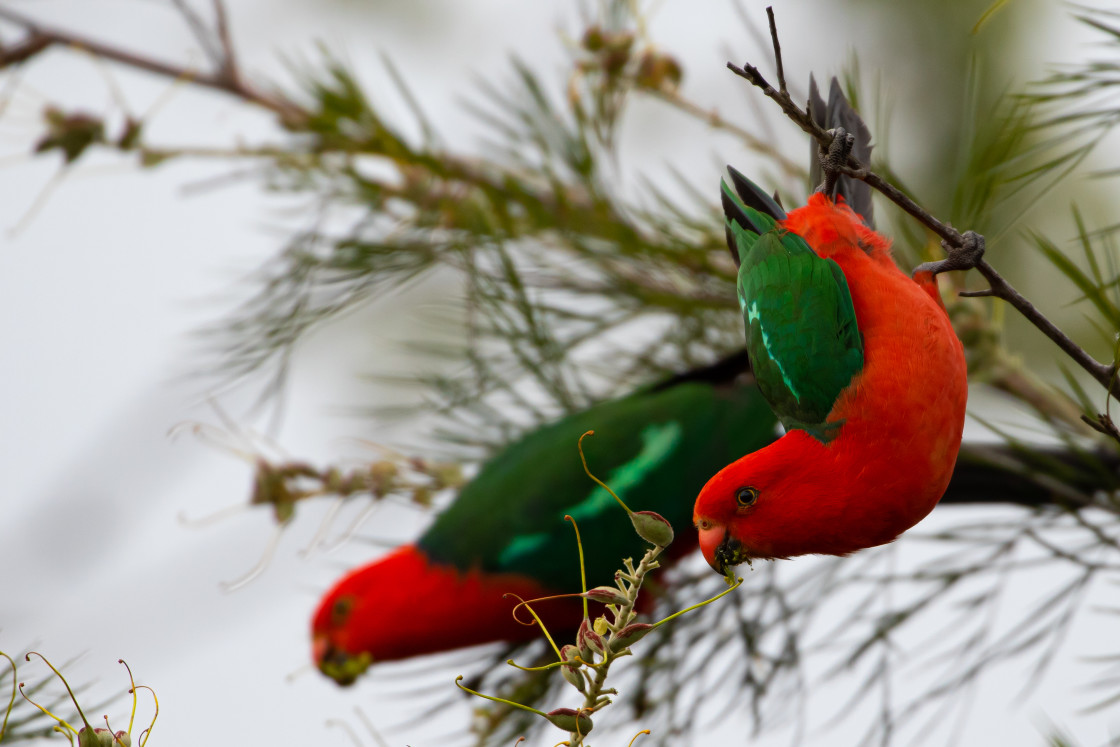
[693,78,969,572]
[312,79,1116,686]
[312,353,774,684]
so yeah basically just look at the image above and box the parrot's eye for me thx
[332,597,354,625]
[735,486,759,508]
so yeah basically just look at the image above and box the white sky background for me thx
[1,1,1118,745]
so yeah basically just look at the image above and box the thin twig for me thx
[730,6,1120,402]
[0,5,304,123]
[765,7,786,94]
[210,0,240,87]
[169,0,222,67]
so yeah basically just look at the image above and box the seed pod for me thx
[577,618,606,660]
[583,585,628,606]
[582,25,605,52]
[78,728,130,747]
[558,647,585,693]
[545,708,594,735]
[560,644,580,667]
[411,485,432,507]
[635,50,683,93]
[609,622,654,653]
[630,510,674,547]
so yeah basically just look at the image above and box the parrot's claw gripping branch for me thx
[732,6,1120,409]
[816,126,855,198]
[915,231,986,277]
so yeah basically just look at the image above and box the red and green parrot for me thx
[693,79,968,572]
[312,354,774,684]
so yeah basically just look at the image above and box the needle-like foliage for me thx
[3,1,1120,744]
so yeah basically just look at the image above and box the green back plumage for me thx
[417,375,775,591]
[722,177,864,436]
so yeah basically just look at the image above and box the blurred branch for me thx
[0,3,304,123]
[729,6,1120,413]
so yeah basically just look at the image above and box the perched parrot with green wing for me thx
[693,78,968,571]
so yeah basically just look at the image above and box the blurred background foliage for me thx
[2,0,1120,744]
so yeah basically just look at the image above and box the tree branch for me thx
[730,6,1120,406]
[0,4,304,124]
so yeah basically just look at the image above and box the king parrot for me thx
[693,78,969,572]
[313,354,774,685]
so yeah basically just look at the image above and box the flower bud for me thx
[411,485,432,507]
[546,708,594,735]
[630,510,674,546]
[635,50,683,93]
[368,460,398,497]
[429,461,463,489]
[583,586,628,606]
[609,622,654,653]
[577,618,606,660]
[560,644,580,667]
[558,647,585,693]
[581,25,605,52]
[78,728,130,747]
[593,616,610,636]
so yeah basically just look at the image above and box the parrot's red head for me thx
[693,432,860,572]
[312,545,570,686]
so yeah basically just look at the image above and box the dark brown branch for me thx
[764,7,786,95]
[731,6,1120,404]
[0,4,305,124]
[0,31,50,66]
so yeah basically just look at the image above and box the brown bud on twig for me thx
[635,50,682,93]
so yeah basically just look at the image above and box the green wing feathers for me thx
[417,379,776,591]
[723,174,864,433]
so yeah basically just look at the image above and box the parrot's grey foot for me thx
[914,230,986,277]
[815,126,855,198]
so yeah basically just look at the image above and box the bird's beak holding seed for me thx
[698,523,728,573]
[313,635,372,687]
[698,523,748,576]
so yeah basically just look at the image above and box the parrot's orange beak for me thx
[313,634,372,687]
[698,524,726,572]
[698,522,748,576]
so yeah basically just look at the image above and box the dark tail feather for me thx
[809,75,875,228]
[945,444,1120,508]
[650,349,753,392]
[727,165,787,222]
